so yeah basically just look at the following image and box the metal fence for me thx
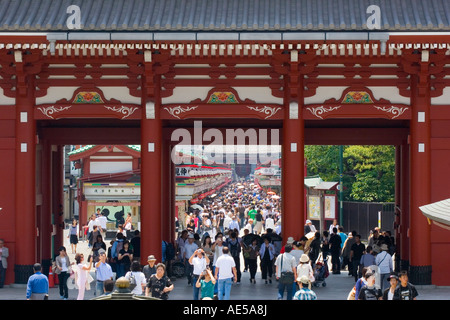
[340,201,396,241]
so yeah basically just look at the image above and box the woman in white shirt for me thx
[75,253,93,300]
[125,261,147,295]
[296,254,314,288]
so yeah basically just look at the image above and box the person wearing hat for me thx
[382,272,399,300]
[183,233,199,285]
[375,243,393,292]
[304,220,316,235]
[296,254,314,291]
[293,275,317,300]
[280,236,295,254]
[143,255,157,283]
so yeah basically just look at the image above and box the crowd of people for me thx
[171,179,418,301]
[19,179,418,301]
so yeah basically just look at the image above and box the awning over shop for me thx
[420,198,450,230]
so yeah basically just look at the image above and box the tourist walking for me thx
[341,231,356,275]
[145,263,174,300]
[74,253,93,300]
[259,236,275,284]
[376,244,393,292]
[201,235,214,269]
[214,247,237,300]
[225,231,243,284]
[183,233,199,285]
[189,248,209,300]
[125,261,147,295]
[294,275,317,300]
[393,270,418,300]
[143,255,157,283]
[275,244,297,300]
[55,246,71,300]
[130,230,141,261]
[329,227,342,274]
[349,234,365,281]
[96,211,107,240]
[360,245,376,270]
[26,263,49,300]
[243,238,259,284]
[68,219,79,254]
[196,267,216,299]
[117,240,133,278]
[95,249,114,296]
[358,271,382,300]
[92,234,106,263]
[87,214,97,248]
[383,272,399,300]
[321,231,330,262]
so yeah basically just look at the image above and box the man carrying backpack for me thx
[226,231,243,284]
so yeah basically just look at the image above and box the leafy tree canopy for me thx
[304,145,395,202]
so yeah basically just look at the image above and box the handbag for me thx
[279,254,295,284]
[347,286,356,300]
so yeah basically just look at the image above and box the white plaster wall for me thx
[304,87,347,104]
[368,87,410,105]
[234,87,283,104]
[431,87,450,105]
[36,86,78,105]
[162,86,213,104]
[99,87,141,104]
[0,88,14,105]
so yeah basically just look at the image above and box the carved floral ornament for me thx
[305,88,410,120]
[164,106,198,119]
[306,106,341,119]
[35,87,141,120]
[37,106,72,119]
[162,88,283,119]
[372,106,408,119]
[104,105,139,119]
[246,105,282,119]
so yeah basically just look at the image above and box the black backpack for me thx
[228,239,240,258]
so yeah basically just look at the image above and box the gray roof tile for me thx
[0,0,448,32]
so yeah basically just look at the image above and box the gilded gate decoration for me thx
[35,87,141,120]
[162,87,284,120]
[304,87,411,120]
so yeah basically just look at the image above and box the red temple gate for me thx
[0,0,449,287]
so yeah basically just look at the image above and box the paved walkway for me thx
[1,229,449,300]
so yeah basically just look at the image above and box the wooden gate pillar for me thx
[14,68,36,283]
[140,59,163,263]
[409,68,432,284]
[399,140,410,272]
[282,53,305,241]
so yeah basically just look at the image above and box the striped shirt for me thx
[294,288,317,300]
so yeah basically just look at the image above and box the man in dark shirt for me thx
[393,270,419,300]
[350,235,366,281]
[329,227,342,274]
[130,230,141,261]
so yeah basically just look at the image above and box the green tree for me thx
[344,145,395,202]
[304,145,395,202]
